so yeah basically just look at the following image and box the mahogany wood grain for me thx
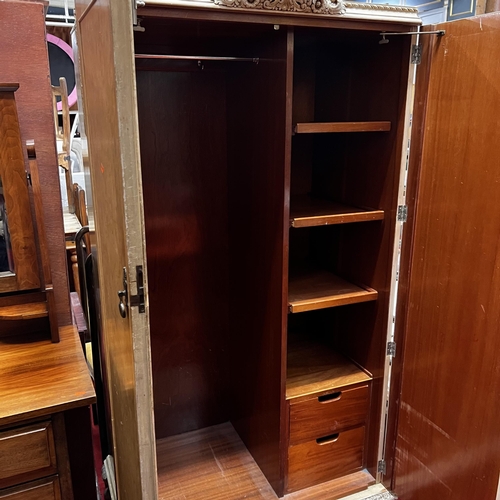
[0,477,61,500]
[156,421,374,499]
[0,325,95,427]
[0,421,57,489]
[0,302,48,320]
[290,196,384,228]
[289,385,370,445]
[383,31,435,490]
[287,333,371,401]
[51,414,74,500]
[394,13,500,500]
[0,88,39,293]
[0,1,70,324]
[288,268,378,313]
[136,19,289,493]
[226,27,289,495]
[287,426,365,493]
[294,122,391,134]
[137,68,231,437]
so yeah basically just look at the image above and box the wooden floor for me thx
[157,422,375,500]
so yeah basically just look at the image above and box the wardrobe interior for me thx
[134,17,411,495]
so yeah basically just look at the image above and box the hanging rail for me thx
[135,54,260,63]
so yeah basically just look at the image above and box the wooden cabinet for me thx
[0,326,96,500]
[74,0,500,498]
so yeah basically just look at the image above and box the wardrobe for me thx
[75,0,500,498]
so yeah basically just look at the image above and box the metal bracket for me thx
[387,341,397,357]
[130,265,146,313]
[397,205,408,222]
[411,44,422,65]
[25,171,32,186]
[378,459,387,474]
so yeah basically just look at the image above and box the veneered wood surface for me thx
[286,333,371,400]
[135,19,289,493]
[75,0,158,497]
[294,122,391,134]
[0,89,39,293]
[287,426,365,493]
[0,477,61,500]
[288,268,378,313]
[156,422,373,499]
[0,325,95,427]
[0,421,57,489]
[394,13,500,500]
[0,0,70,325]
[289,385,370,445]
[290,196,384,228]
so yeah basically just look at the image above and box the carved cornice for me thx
[213,0,346,15]
[344,1,418,13]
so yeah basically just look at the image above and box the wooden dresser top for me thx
[0,325,96,426]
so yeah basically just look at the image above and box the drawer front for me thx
[0,421,57,488]
[0,476,60,500]
[287,426,365,493]
[289,384,369,445]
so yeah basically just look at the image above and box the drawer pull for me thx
[318,391,342,403]
[316,433,339,445]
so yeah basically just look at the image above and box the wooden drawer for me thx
[0,421,57,489]
[289,384,369,445]
[287,426,365,493]
[0,476,61,500]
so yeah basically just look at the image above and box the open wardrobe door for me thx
[74,0,157,498]
[392,13,500,500]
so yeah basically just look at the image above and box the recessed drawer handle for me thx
[316,433,340,445]
[318,391,342,403]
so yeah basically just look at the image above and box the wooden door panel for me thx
[394,13,500,500]
[74,0,157,498]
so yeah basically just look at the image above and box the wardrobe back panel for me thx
[137,70,231,438]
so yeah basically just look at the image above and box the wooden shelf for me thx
[290,196,384,228]
[294,121,391,134]
[286,333,372,401]
[288,268,377,313]
[0,302,48,321]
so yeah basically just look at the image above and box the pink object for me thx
[46,34,77,110]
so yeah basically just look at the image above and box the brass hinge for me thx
[387,341,397,357]
[411,44,422,65]
[397,205,408,223]
[378,459,387,474]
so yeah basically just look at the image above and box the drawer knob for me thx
[316,433,340,445]
[318,391,342,403]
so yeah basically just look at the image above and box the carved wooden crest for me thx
[213,0,346,15]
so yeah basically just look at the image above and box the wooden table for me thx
[0,325,96,500]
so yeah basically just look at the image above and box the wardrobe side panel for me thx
[226,29,290,495]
